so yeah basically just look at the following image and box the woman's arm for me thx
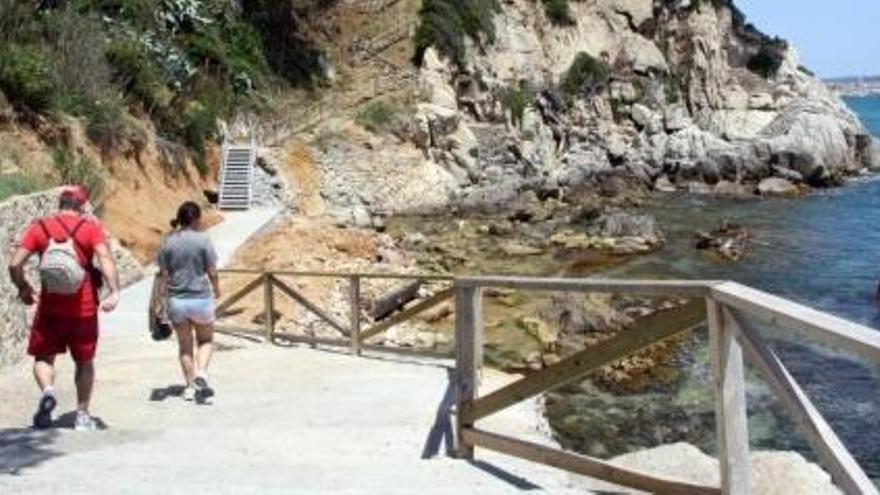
[207,265,221,300]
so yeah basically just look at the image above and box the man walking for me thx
[7,186,120,430]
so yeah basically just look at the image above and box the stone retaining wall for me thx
[0,189,145,367]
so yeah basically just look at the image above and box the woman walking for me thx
[157,202,221,402]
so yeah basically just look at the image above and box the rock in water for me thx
[757,177,799,197]
[695,221,749,262]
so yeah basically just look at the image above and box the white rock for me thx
[757,177,798,196]
[654,175,677,192]
[631,104,663,134]
[610,0,654,27]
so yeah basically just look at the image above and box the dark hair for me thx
[59,194,82,211]
[171,201,202,229]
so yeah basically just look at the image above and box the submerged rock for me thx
[695,221,749,262]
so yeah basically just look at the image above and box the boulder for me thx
[757,177,798,197]
[771,165,803,183]
[664,106,690,133]
[697,159,721,184]
[602,443,842,495]
[654,175,677,192]
[748,92,775,110]
[610,0,654,28]
[610,81,640,104]
[713,180,752,197]
[631,104,663,134]
[587,211,664,242]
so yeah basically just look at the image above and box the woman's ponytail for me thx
[171,201,202,230]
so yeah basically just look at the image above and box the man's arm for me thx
[94,242,120,312]
[7,247,35,305]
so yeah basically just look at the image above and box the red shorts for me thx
[28,312,99,362]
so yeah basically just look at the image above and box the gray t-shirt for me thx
[157,229,218,299]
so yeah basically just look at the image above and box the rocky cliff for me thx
[409,0,880,207]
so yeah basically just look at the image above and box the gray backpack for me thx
[37,218,87,295]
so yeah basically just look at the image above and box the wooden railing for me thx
[214,269,880,494]
[214,269,455,358]
[453,277,880,495]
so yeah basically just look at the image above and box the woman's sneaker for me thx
[32,393,57,429]
[193,376,214,401]
[74,411,97,431]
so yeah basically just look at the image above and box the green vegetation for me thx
[0,45,56,111]
[52,148,105,198]
[542,0,575,26]
[413,0,501,66]
[0,0,330,176]
[0,173,46,202]
[746,40,787,79]
[502,84,534,129]
[561,52,610,98]
[356,101,399,134]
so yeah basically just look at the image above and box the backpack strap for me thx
[37,220,51,240]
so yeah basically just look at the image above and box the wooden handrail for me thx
[214,269,879,494]
[453,276,880,495]
[219,268,453,281]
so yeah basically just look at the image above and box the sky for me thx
[735,0,880,78]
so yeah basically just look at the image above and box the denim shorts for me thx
[167,297,216,325]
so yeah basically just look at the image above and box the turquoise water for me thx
[599,96,880,479]
[846,95,880,136]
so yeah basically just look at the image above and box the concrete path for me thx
[0,207,594,494]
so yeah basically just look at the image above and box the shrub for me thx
[355,101,398,133]
[0,172,45,202]
[42,7,116,106]
[52,148,105,198]
[561,52,610,98]
[747,40,786,79]
[542,0,574,26]
[502,84,534,129]
[0,45,56,111]
[76,0,157,29]
[181,99,219,176]
[105,37,171,111]
[413,0,500,66]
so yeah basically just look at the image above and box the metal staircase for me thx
[219,142,255,210]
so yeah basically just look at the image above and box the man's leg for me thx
[175,321,196,386]
[74,360,94,413]
[32,356,58,429]
[33,355,55,392]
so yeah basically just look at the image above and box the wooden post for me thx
[454,283,482,459]
[349,276,361,356]
[707,298,751,495]
[264,273,275,341]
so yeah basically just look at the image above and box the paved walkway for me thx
[0,208,593,494]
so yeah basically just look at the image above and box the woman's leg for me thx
[174,320,196,386]
[193,322,214,376]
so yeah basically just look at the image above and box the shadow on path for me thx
[0,428,61,475]
[420,369,544,491]
[149,385,186,402]
[421,367,455,459]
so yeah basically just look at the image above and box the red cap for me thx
[60,185,89,207]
